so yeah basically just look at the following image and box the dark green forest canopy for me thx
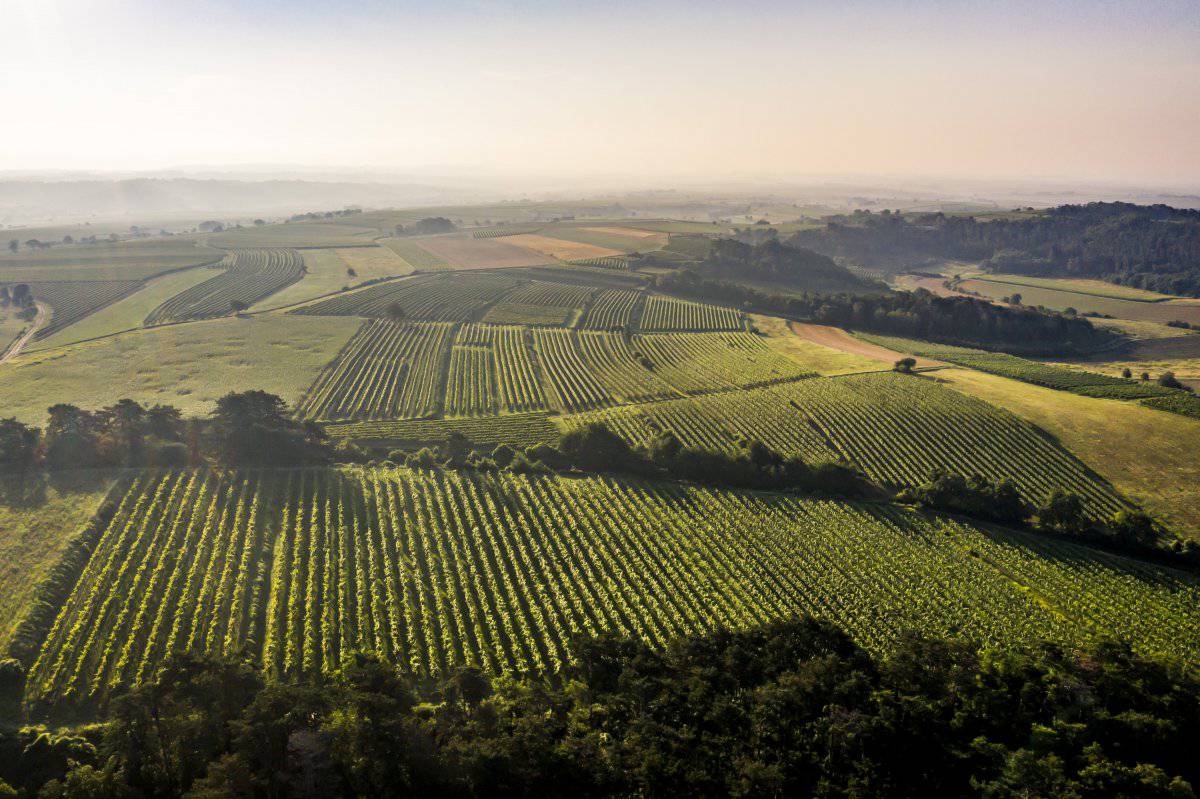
[790,202,1200,295]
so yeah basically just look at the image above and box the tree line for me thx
[1,618,1197,797]
[789,202,1200,296]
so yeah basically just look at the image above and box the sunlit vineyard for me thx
[564,372,1128,519]
[23,466,1200,708]
[297,320,453,420]
[567,256,630,270]
[21,280,143,339]
[144,249,305,323]
[322,412,559,447]
[578,289,642,330]
[640,295,743,331]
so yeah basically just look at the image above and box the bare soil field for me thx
[504,233,624,261]
[416,234,554,269]
[788,322,945,368]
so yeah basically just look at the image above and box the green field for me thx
[30,268,216,349]
[206,223,381,248]
[961,278,1200,325]
[18,466,1199,709]
[0,473,116,650]
[0,314,360,424]
[0,239,221,282]
[144,249,306,323]
[979,273,1182,301]
[379,237,450,270]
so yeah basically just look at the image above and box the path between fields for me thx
[787,321,945,369]
[0,302,48,364]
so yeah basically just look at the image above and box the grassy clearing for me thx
[378,237,450,269]
[0,314,360,424]
[30,268,216,349]
[934,367,1200,536]
[749,314,887,374]
[251,247,415,311]
[0,306,31,352]
[981,273,1181,302]
[0,472,116,650]
[0,239,219,282]
[335,246,413,280]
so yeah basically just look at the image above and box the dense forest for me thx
[2,620,1196,798]
[698,237,885,294]
[658,243,1118,355]
[789,203,1200,295]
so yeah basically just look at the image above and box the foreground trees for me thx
[4,619,1198,797]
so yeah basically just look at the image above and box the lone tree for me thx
[893,357,917,374]
[1122,367,1133,379]
[230,299,249,315]
[385,302,405,323]
[7,240,16,253]
[1158,371,1185,390]
[346,267,357,278]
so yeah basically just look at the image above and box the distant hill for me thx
[789,202,1200,296]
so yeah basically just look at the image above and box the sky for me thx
[2,0,1199,186]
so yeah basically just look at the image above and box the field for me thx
[297,321,455,421]
[292,272,524,321]
[413,235,552,269]
[480,280,594,327]
[0,315,361,424]
[23,281,145,339]
[18,466,1199,708]
[503,233,624,261]
[579,289,643,330]
[30,268,217,350]
[0,306,29,353]
[749,315,890,375]
[1141,393,1200,420]
[378,238,449,270]
[978,273,1184,302]
[323,412,560,447]
[145,249,306,323]
[206,223,380,248]
[0,473,116,650]
[0,239,221,283]
[858,333,1181,399]
[640,295,743,331]
[932,368,1200,535]
[960,278,1200,325]
[533,225,668,253]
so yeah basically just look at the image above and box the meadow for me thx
[0,239,221,283]
[18,466,1199,709]
[960,277,1200,325]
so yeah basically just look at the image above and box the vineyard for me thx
[292,272,523,321]
[322,412,559,447]
[858,333,1180,400]
[480,279,594,326]
[1141,393,1200,420]
[297,321,454,421]
[563,372,1128,519]
[19,280,143,339]
[567,256,630,270]
[472,228,541,239]
[578,289,643,330]
[640,295,744,331]
[20,466,1200,709]
[144,249,306,323]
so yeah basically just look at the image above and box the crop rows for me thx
[18,280,143,339]
[24,466,1200,707]
[633,332,814,390]
[1141,393,1200,420]
[445,346,496,416]
[293,272,523,321]
[532,328,614,411]
[567,256,630,270]
[144,249,305,323]
[472,228,541,239]
[322,413,560,448]
[578,289,642,330]
[640,295,743,331]
[297,321,454,420]
[563,372,1128,519]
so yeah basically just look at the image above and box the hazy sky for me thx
[3,0,1199,184]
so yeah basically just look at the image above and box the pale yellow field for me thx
[505,233,623,260]
[581,226,663,239]
[935,367,1200,536]
[335,246,414,279]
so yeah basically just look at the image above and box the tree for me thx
[346,267,357,278]
[253,219,265,226]
[1109,509,1160,548]
[207,390,325,466]
[1009,293,1022,305]
[1158,371,1185,390]
[385,302,406,323]
[230,299,249,315]
[1122,367,1133,379]
[7,239,16,253]
[1038,489,1088,535]
[1142,371,1151,381]
[893,357,917,374]
[0,418,38,471]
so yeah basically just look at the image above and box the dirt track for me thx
[0,302,48,364]
[788,321,944,368]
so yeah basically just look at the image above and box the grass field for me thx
[378,238,449,270]
[0,306,31,352]
[934,367,1200,536]
[145,249,306,323]
[0,239,220,283]
[30,268,216,349]
[980,273,1183,301]
[0,314,360,424]
[413,235,553,269]
[750,314,887,374]
[250,248,415,311]
[961,278,1200,325]
[0,472,116,650]
[206,223,380,248]
[20,466,1199,708]
[25,281,145,339]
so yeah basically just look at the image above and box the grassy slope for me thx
[0,307,29,352]
[936,367,1200,536]
[378,237,449,269]
[981,273,1181,301]
[0,472,115,649]
[961,279,1200,325]
[205,223,379,248]
[750,314,886,374]
[0,314,360,424]
[29,267,217,349]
